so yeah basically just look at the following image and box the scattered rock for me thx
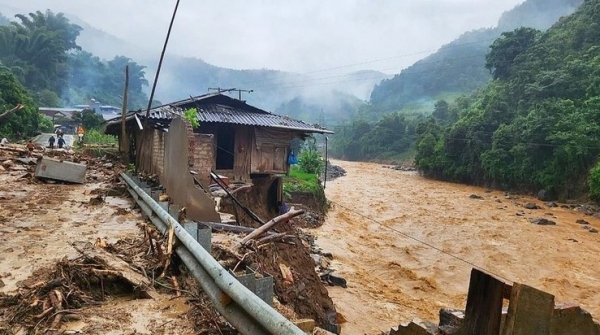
[575,205,598,216]
[387,165,417,172]
[537,189,555,201]
[576,219,590,225]
[589,228,599,233]
[546,201,558,208]
[582,226,591,230]
[524,203,540,210]
[530,217,556,225]
[102,163,113,168]
[469,194,483,200]
[567,238,579,242]
[516,211,525,216]
[0,279,4,288]
[495,199,502,203]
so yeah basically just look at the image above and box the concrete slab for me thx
[34,156,86,184]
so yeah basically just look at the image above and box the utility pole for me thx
[121,65,129,163]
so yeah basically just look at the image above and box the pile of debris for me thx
[322,161,346,181]
[0,225,236,335]
[0,142,125,185]
[384,165,417,172]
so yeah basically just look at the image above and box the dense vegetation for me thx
[330,112,425,161]
[0,9,151,138]
[415,0,600,199]
[366,0,583,116]
[0,69,50,138]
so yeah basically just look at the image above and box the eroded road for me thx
[314,160,600,334]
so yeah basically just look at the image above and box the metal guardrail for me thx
[120,173,305,335]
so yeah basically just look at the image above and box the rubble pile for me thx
[322,161,347,181]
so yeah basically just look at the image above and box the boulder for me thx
[524,203,540,210]
[469,194,483,200]
[530,218,556,225]
[537,189,555,201]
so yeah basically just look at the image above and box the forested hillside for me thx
[274,91,363,126]
[367,0,583,115]
[415,0,600,199]
[0,10,151,138]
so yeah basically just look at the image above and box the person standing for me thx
[26,140,35,157]
[48,135,56,149]
[57,135,65,149]
[77,125,85,144]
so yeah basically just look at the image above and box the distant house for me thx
[38,107,84,123]
[104,93,332,222]
[75,99,121,120]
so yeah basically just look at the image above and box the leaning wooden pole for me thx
[241,208,304,245]
[121,65,129,163]
[144,0,181,129]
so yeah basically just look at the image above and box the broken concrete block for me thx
[390,318,439,335]
[550,303,600,335]
[34,156,87,184]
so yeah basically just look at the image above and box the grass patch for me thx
[283,166,322,195]
[83,129,117,145]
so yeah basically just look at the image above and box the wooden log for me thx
[72,241,158,299]
[502,283,554,335]
[459,268,505,335]
[240,207,304,245]
[256,233,287,246]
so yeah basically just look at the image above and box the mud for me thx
[315,160,600,334]
[0,146,230,334]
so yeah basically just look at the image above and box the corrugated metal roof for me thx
[105,93,333,134]
[146,104,332,134]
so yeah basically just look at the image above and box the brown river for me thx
[313,160,600,334]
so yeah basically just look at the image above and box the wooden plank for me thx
[502,283,554,335]
[72,241,158,299]
[34,156,87,184]
[460,268,505,335]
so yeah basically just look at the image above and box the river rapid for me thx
[313,160,600,334]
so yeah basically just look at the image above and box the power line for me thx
[235,37,499,88]
[329,200,513,283]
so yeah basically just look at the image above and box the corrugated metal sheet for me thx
[147,104,332,134]
[104,93,333,134]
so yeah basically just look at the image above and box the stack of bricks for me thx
[183,119,195,168]
[193,134,215,186]
[152,130,165,176]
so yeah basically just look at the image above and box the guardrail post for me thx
[197,223,212,253]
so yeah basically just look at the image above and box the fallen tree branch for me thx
[240,207,304,245]
[256,233,287,246]
[0,104,24,122]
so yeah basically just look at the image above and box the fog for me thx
[0,0,524,75]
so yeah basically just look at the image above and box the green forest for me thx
[415,0,600,199]
[329,0,584,161]
[0,10,150,138]
[366,0,583,116]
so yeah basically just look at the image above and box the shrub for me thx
[589,162,600,201]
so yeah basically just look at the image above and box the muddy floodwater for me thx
[314,160,600,334]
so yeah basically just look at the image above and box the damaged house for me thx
[105,92,332,222]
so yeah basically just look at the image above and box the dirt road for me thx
[314,160,600,334]
[0,165,195,334]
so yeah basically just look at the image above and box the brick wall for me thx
[193,134,215,186]
[152,129,165,176]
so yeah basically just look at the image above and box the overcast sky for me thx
[0,0,524,74]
